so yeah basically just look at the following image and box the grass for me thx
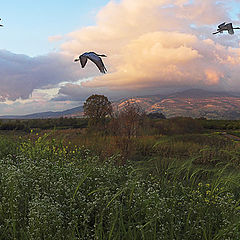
[0,130,240,239]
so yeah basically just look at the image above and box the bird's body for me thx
[75,52,107,74]
[213,22,240,35]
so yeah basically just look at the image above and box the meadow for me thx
[1,117,240,239]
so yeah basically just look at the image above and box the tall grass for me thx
[0,132,240,239]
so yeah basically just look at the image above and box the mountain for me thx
[0,106,84,119]
[167,89,238,98]
[1,89,240,120]
[114,89,240,120]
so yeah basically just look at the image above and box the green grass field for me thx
[1,119,240,239]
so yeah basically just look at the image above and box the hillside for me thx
[1,89,240,119]
[114,89,240,119]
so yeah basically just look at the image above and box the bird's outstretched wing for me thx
[80,55,88,68]
[218,22,226,29]
[227,23,234,34]
[86,53,107,73]
[89,57,107,74]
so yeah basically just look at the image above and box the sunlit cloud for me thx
[59,0,240,99]
[48,35,63,43]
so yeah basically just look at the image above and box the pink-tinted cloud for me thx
[48,35,63,43]
[59,0,240,99]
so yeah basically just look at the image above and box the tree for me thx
[147,112,166,119]
[83,94,113,130]
[110,100,146,138]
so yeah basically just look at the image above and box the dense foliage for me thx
[83,94,113,130]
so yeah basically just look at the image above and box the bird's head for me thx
[98,54,107,57]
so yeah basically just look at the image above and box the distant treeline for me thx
[0,115,240,134]
[0,117,88,131]
[198,119,240,130]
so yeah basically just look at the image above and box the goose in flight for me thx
[213,22,240,35]
[74,52,107,74]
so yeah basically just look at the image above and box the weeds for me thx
[0,131,240,239]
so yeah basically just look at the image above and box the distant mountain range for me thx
[1,89,240,120]
[113,89,240,120]
[0,106,84,119]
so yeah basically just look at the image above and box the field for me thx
[1,117,240,239]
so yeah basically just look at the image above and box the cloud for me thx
[48,35,63,42]
[0,88,80,115]
[0,50,99,102]
[59,0,240,99]
[53,83,132,102]
[1,0,240,109]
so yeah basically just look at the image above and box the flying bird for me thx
[74,52,107,74]
[0,18,3,27]
[213,22,240,35]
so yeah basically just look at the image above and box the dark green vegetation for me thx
[0,117,88,131]
[1,113,240,239]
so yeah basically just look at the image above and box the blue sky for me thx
[0,0,109,56]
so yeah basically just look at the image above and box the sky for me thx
[0,0,240,115]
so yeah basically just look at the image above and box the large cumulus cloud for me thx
[58,0,240,100]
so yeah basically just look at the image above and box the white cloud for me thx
[59,0,240,98]
[48,35,63,42]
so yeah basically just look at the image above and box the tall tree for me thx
[83,94,113,130]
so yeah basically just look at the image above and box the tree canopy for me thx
[83,94,113,129]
